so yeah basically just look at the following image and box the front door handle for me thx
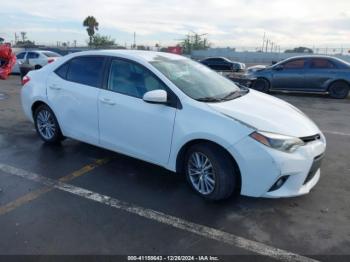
[100,97,116,105]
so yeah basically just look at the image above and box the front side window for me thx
[27,52,39,59]
[108,59,166,98]
[150,56,240,100]
[66,56,105,87]
[310,59,336,69]
[283,59,305,69]
[16,52,26,59]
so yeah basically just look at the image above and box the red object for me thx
[48,58,55,64]
[167,46,183,55]
[22,75,30,85]
[0,44,16,80]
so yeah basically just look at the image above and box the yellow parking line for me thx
[0,186,52,215]
[59,158,110,182]
[0,158,110,216]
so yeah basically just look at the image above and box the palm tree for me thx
[83,16,99,46]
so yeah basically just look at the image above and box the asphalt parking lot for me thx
[0,75,349,261]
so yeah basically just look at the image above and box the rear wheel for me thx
[184,143,238,200]
[253,78,270,93]
[34,105,63,143]
[329,81,349,99]
[34,65,42,70]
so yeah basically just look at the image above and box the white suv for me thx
[21,50,326,200]
[13,50,61,73]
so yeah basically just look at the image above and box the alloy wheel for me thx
[187,152,216,195]
[36,110,56,140]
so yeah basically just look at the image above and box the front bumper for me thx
[228,134,326,198]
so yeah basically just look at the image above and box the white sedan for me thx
[12,50,61,73]
[21,50,326,200]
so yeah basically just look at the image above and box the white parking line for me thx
[323,130,350,137]
[0,163,318,262]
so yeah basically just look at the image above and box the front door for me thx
[271,58,306,90]
[98,58,177,166]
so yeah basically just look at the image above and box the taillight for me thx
[48,58,55,64]
[22,75,30,85]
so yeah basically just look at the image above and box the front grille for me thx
[300,134,321,144]
[303,153,324,185]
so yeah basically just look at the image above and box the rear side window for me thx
[16,52,26,59]
[310,59,336,69]
[66,56,105,87]
[55,62,69,79]
[283,59,305,69]
[27,52,40,59]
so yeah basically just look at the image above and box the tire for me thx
[253,78,270,93]
[34,105,64,143]
[34,65,42,70]
[184,143,238,200]
[329,81,349,99]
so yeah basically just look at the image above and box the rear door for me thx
[271,58,306,90]
[47,56,106,145]
[26,52,41,68]
[304,58,338,91]
[13,52,27,73]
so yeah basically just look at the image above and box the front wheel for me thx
[253,78,270,93]
[184,143,238,200]
[34,105,64,143]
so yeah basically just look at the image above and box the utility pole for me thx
[270,42,274,53]
[261,32,266,52]
[265,39,269,53]
[133,32,136,49]
[14,32,19,44]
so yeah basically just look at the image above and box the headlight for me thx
[250,131,304,153]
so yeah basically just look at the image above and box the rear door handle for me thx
[49,84,61,90]
[100,97,116,105]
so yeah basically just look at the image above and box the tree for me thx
[91,34,115,48]
[20,32,27,42]
[285,46,313,54]
[15,33,35,47]
[179,32,210,54]
[83,16,99,46]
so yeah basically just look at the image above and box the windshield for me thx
[150,57,240,101]
[42,51,61,57]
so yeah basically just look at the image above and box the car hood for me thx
[208,90,320,137]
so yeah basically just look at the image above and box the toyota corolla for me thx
[21,50,326,200]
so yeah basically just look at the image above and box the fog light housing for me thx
[268,176,289,192]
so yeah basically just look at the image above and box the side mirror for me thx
[143,90,168,104]
[273,65,283,71]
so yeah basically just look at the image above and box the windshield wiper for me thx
[197,97,223,102]
[221,91,241,100]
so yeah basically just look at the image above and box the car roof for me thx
[283,55,336,61]
[68,50,186,63]
[203,56,230,60]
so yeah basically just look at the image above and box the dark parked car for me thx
[250,56,350,99]
[200,57,245,72]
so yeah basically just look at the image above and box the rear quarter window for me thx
[55,62,70,79]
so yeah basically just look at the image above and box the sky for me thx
[0,0,350,49]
